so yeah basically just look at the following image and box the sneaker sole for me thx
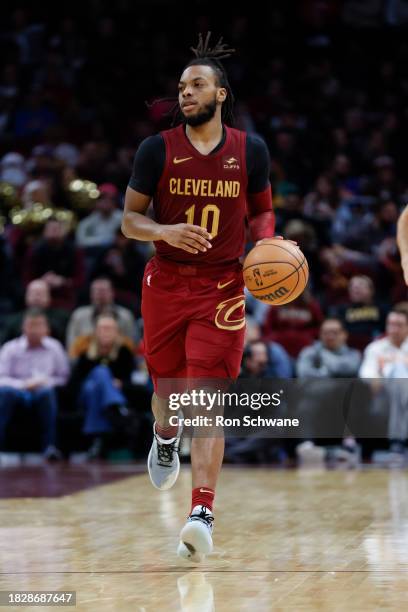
[179,521,213,558]
[147,443,180,490]
[177,540,204,563]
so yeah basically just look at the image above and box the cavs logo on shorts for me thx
[215,295,245,330]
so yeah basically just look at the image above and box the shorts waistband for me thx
[154,256,242,277]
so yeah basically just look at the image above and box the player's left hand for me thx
[256,236,298,246]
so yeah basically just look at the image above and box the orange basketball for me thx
[243,238,309,305]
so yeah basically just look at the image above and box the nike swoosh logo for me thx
[199,488,214,494]
[217,279,234,289]
[173,156,193,164]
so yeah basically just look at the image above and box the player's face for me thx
[178,65,226,126]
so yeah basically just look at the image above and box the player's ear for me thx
[217,88,227,103]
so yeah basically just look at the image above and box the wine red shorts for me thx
[141,256,246,395]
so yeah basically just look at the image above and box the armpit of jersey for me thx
[246,133,271,194]
[128,134,165,196]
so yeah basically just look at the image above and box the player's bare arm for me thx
[122,186,212,254]
[397,204,408,285]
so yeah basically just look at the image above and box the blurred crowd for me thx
[1,3,408,464]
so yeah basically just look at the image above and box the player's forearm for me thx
[121,211,164,242]
[247,187,275,241]
[248,210,275,242]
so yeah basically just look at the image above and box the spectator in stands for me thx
[330,275,387,350]
[245,316,293,368]
[360,309,408,377]
[262,289,323,357]
[0,234,20,318]
[332,199,373,251]
[242,340,274,377]
[76,183,122,249]
[369,156,402,201]
[297,318,361,378]
[104,146,137,191]
[23,218,85,310]
[27,145,57,179]
[244,316,264,347]
[76,141,111,185]
[67,314,135,458]
[21,178,51,209]
[274,184,306,236]
[242,331,293,378]
[0,152,27,187]
[0,309,69,459]
[1,279,69,345]
[244,291,269,327]
[296,318,362,466]
[335,198,398,254]
[304,173,339,222]
[91,227,145,313]
[370,199,399,251]
[376,235,406,304]
[66,277,136,351]
[359,309,408,460]
[225,338,290,464]
[330,154,360,197]
[319,244,374,307]
[5,178,56,276]
[283,219,324,293]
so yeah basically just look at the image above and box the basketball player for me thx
[397,204,408,285]
[122,33,276,561]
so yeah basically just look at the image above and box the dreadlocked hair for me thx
[147,32,236,126]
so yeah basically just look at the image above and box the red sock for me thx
[191,487,215,512]
[155,422,178,439]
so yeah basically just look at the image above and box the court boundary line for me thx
[1,570,407,574]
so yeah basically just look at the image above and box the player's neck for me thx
[185,116,223,156]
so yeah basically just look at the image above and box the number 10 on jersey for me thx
[185,204,220,237]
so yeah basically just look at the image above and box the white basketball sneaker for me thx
[147,423,181,490]
[177,505,214,562]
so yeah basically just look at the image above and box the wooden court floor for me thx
[0,466,408,611]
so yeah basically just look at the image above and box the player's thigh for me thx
[141,259,187,378]
[185,318,245,380]
[186,273,245,379]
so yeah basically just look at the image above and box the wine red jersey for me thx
[154,124,248,265]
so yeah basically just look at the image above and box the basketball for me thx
[243,238,309,305]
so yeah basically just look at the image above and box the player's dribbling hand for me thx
[159,223,212,254]
[255,236,298,246]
